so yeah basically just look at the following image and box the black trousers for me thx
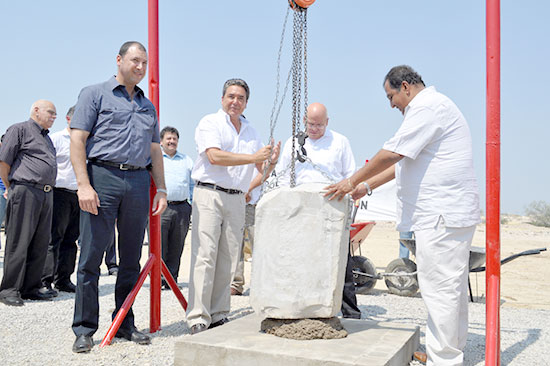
[341,251,361,319]
[160,201,191,283]
[0,184,53,298]
[42,188,79,286]
[72,164,149,337]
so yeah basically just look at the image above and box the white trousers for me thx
[186,187,245,327]
[415,219,476,366]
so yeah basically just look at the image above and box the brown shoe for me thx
[413,351,427,363]
[230,288,242,296]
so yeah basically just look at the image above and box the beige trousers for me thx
[415,218,476,366]
[186,186,245,327]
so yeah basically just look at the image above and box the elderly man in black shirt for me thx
[0,99,58,307]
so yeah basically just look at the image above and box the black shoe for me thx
[21,289,54,301]
[115,327,151,345]
[55,281,76,293]
[209,318,229,329]
[72,335,93,353]
[190,323,207,335]
[0,295,24,307]
[108,266,119,276]
[39,284,59,297]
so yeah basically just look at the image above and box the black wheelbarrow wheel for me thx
[351,255,377,295]
[384,258,419,297]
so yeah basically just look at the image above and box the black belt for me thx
[90,158,147,171]
[167,200,188,205]
[12,180,53,192]
[196,181,243,195]
[55,187,77,194]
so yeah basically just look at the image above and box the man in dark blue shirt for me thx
[0,100,58,306]
[70,41,167,353]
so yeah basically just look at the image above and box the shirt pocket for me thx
[136,107,156,130]
[98,107,131,131]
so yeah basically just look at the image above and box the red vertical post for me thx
[148,0,162,333]
[486,0,501,365]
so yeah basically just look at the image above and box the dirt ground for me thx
[351,215,550,310]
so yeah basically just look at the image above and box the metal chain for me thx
[303,9,309,127]
[259,7,293,199]
[290,8,309,188]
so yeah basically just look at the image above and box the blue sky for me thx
[0,1,548,214]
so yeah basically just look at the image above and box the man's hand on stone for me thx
[324,178,354,201]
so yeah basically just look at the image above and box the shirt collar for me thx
[29,118,49,136]
[107,76,144,97]
[162,150,183,159]
[404,86,435,115]
[218,108,249,133]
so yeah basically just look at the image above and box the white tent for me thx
[354,180,397,222]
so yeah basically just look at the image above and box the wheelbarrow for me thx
[391,238,548,300]
[349,233,420,296]
[347,197,422,295]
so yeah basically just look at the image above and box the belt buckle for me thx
[119,163,129,171]
[43,185,52,193]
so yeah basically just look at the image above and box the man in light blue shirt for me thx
[160,126,194,288]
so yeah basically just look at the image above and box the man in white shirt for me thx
[326,65,480,366]
[277,102,361,319]
[41,106,80,294]
[187,78,280,334]
[160,126,194,288]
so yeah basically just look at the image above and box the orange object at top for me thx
[289,0,316,10]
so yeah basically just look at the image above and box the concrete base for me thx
[175,314,419,366]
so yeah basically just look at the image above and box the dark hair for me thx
[66,105,76,118]
[119,41,147,57]
[384,65,425,90]
[160,126,179,139]
[222,78,250,101]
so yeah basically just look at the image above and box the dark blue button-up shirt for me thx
[71,76,160,167]
[0,119,57,185]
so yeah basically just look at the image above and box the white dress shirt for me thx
[191,109,263,193]
[383,86,481,231]
[51,128,78,190]
[277,129,356,186]
[163,150,194,202]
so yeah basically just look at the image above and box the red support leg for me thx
[161,259,188,310]
[100,255,156,347]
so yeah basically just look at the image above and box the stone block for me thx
[250,183,351,319]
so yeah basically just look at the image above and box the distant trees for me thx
[525,201,550,228]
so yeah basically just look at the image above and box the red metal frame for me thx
[486,0,501,365]
[99,2,502,362]
[100,0,187,347]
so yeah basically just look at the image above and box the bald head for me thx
[305,102,329,140]
[30,100,57,130]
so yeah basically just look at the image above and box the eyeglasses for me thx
[306,122,326,129]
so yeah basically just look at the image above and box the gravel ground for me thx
[0,266,549,366]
